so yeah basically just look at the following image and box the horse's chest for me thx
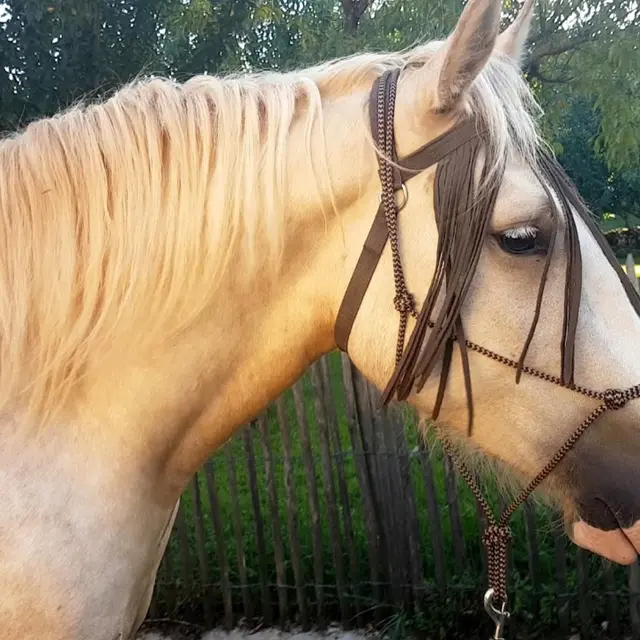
[0,423,176,640]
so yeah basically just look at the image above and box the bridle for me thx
[335,68,640,639]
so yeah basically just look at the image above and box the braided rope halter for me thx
[335,69,640,639]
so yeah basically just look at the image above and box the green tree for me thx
[0,0,169,130]
[553,95,640,226]
[0,0,253,130]
[1,0,638,227]
[162,0,256,76]
[524,0,640,173]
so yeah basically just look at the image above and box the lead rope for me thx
[370,71,640,640]
[441,400,607,605]
[434,346,639,639]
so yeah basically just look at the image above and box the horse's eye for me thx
[498,227,541,255]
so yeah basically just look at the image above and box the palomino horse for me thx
[2,0,640,636]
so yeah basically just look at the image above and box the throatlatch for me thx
[334,69,640,639]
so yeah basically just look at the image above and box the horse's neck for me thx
[8,85,376,501]
[161,264,337,486]
[157,107,381,489]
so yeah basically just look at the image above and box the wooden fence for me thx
[145,254,640,638]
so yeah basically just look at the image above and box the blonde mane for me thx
[0,43,544,424]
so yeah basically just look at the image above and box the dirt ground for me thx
[136,623,378,640]
[135,622,613,640]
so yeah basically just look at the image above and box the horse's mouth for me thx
[571,519,640,565]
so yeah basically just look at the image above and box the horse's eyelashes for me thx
[502,225,538,239]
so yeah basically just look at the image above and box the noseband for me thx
[335,68,640,637]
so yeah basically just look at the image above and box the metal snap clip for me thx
[484,588,510,640]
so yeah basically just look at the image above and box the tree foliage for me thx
[525,0,640,172]
[0,0,638,224]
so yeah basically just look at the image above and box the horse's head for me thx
[333,0,640,565]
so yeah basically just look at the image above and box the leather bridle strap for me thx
[334,71,481,354]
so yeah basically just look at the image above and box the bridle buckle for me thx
[378,181,409,211]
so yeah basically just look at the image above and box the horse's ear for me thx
[495,0,535,66]
[433,0,502,112]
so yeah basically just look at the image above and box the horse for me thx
[2,0,640,636]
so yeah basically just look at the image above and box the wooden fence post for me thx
[352,367,388,623]
[202,461,234,629]
[391,405,425,605]
[224,446,253,622]
[604,562,620,638]
[161,538,177,616]
[258,414,288,627]
[189,475,214,628]
[175,500,193,596]
[443,453,466,574]
[418,439,447,589]
[243,424,273,625]
[322,357,361,624]
[341,354,383,619]
[630,560,640,639]
[293,379,326,628]
[626,253,640,293]
[310,361,349,625]
[523,500,540,617]
[367,382,399,609]
[577,546,591,639]
[276,394,309,629]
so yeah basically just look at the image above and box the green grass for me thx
[626,262,640,278]
[618,257,640,277]
[602,214,640,275]
[599,213,640,233]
